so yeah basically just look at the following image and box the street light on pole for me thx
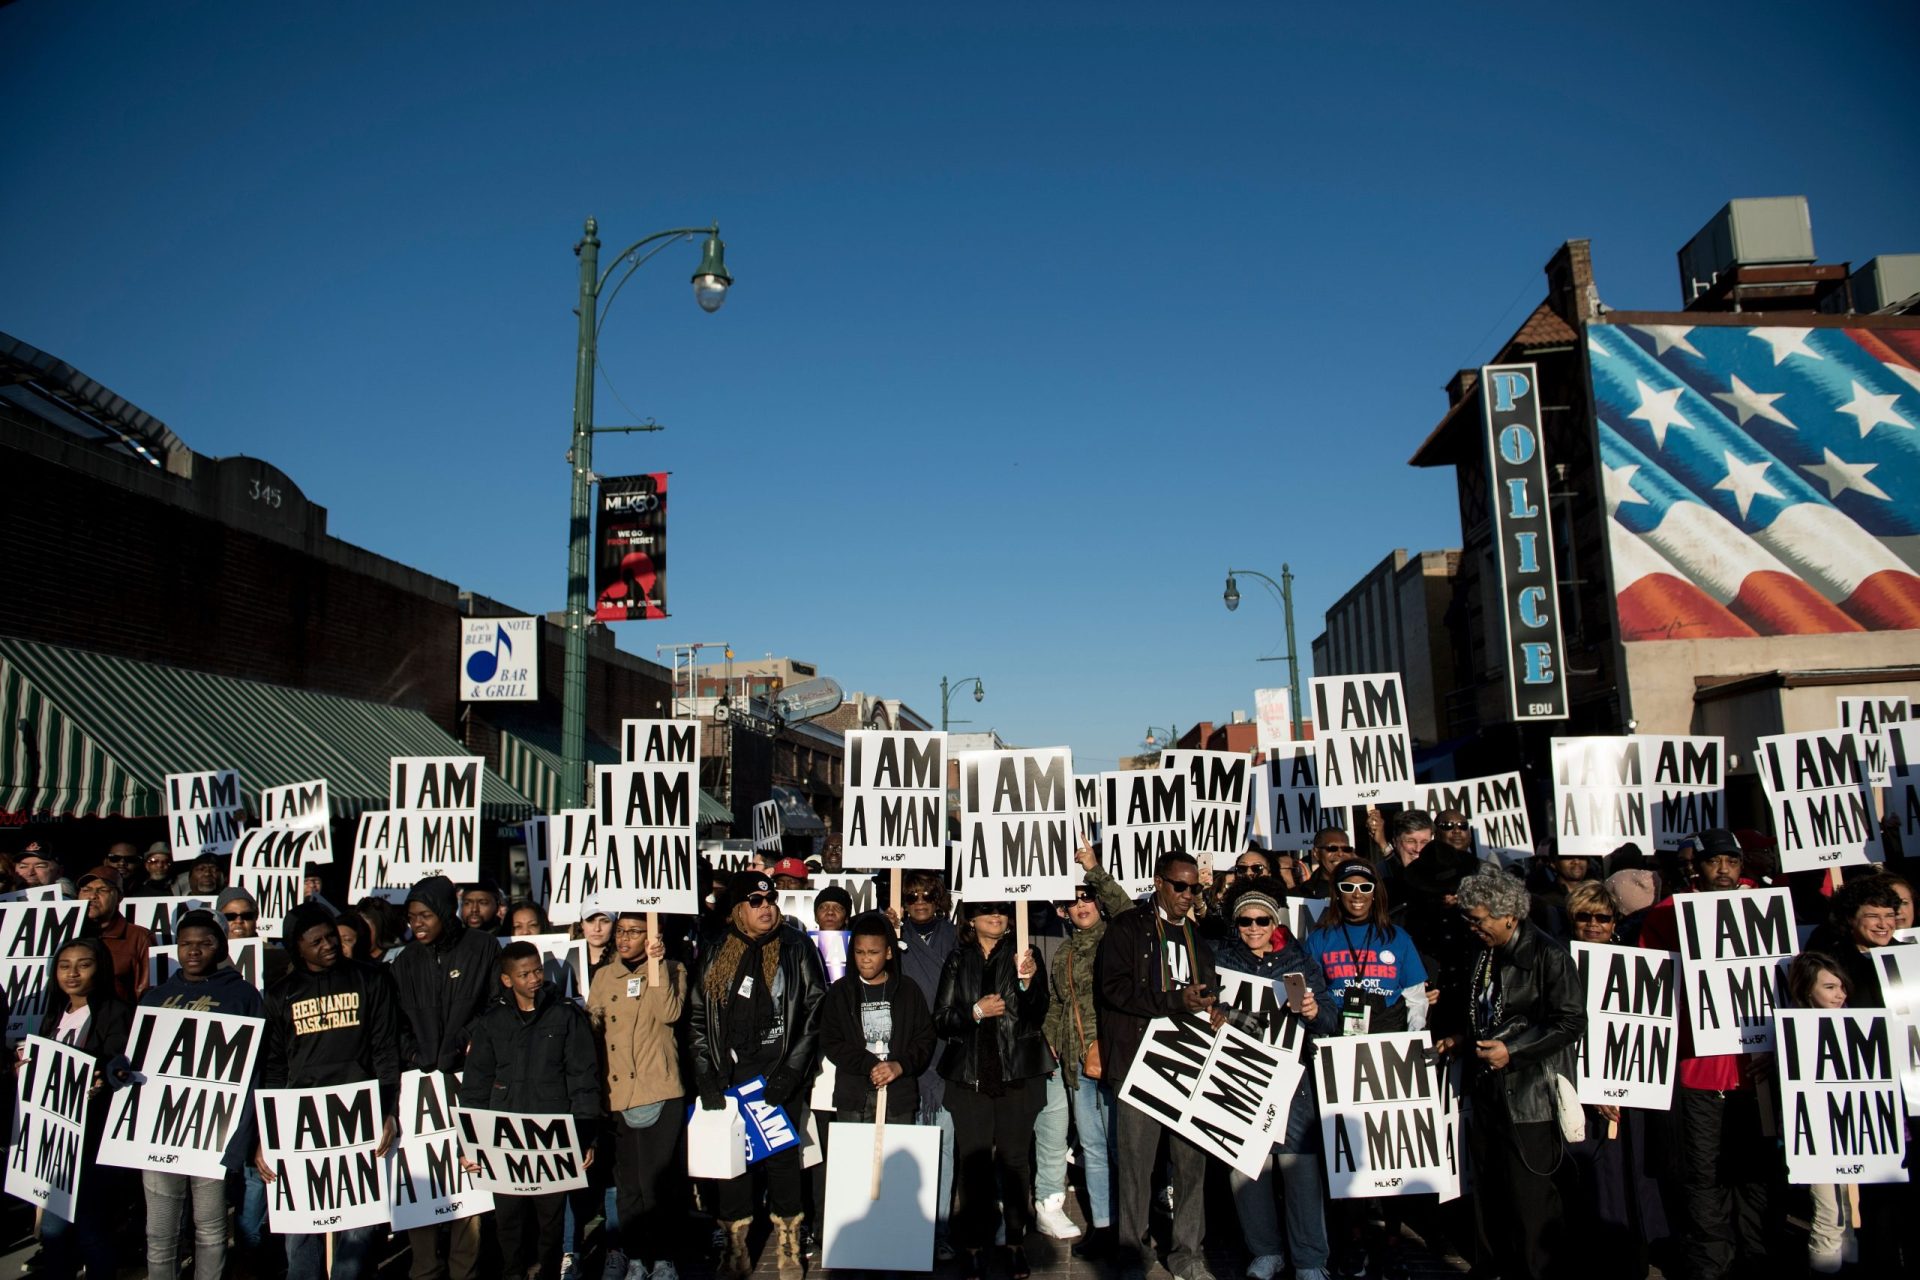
[1143,725,1179,750]
[938,676,985,733]
[1224,566,1303,739]
[561,216,732,808]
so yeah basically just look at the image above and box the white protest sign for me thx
[0,886,67,902]
[165,769,245,858]
[1572,942,1678,1110]
[151,938,265,991]
[545,809,599,925]
[460,616,538,702]
[1418,773,1534,866]
[1074,775,1102,849]
[350,756,484,901]
[1871,945,1920,1118]
[1645,736,1725,850]
[820,1121,939,1272]
[701,839,760,873]
[1552,736,1725,856]
[956,748,1075,901]
[1775,1008,1907,1184]
[592,720,700,914]
[256,1082,390,1233]
[1837,696,1918,789]
[521,817,551,911]
[1755,730,1884,871]
[1315,1031,1451,1197]
[752,801,782,853]
[509,934,589,1005]
[1213,968,1313,1059]
[778,875,882,925]
[1254,687,1292,752]
[258,778,333,865]
[123,895,213,947]
[1250,746,1342,853]
[98,1005,262,1179]
[1115,1012,1302,1178]
[1675,888,1796,1055]
[389,1070,493,1230]
[1160,750,1252,876]
[6,1034,91,1218]
[454,1108,588,1195]
[1100,769,1186,899]
[231,826,317,938]
[0,900,85,1044]
[1892,725,1920,849]
[1310,675,1417,808]
[842,731,947,871]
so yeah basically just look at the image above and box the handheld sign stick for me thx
[890,869,903,922]
[1606,1117,1619,1141]
[647,911,661,987]
[871,1083,887,1201]
[1847,1183,1860,1230]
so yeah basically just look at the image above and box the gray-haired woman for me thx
[1435,872,1585,1280]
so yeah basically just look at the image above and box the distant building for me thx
[1309,549,1463,747]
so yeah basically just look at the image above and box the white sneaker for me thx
[1245,1256,1285,1280]
[1035,1193,1082,1240]
[602,1252,632,1280]
[560,1255,578,1280]
[646,1261,675,1280]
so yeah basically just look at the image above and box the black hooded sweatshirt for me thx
[262,950,403,1117]
[391,875,502,1073]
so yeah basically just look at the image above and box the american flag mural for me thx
[1589,321,1920,640]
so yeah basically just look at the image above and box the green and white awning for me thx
[0,634,535,821]
[495,719,732,824]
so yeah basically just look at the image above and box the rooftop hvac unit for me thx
[1850,254,1920,313]
[1677,197,1815,304]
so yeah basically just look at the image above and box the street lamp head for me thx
[972,680,984,704]
[1223,574,1240,612]
[1144,730,1157,747]
[692,230,732,313]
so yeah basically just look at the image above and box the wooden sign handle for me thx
[871,1083,888,1200]
[1606,1117,1619,1141]
[646,910,661,988]
[1831,865,1846,888]
[1846,1182,1860,1229]
[890,868,903,924]
[1016,912,1031,968]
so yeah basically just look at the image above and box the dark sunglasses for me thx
[1160,880,1199,896]
[222,911,258,923]
[1573,912,1614,924]
[742,893,776,909]
[903,891,935,904]
[106,855,139,865]
[1232,862,1269,875]
[1071,888,1097,903]
[1234,915,1274,929]
[1316,844,1355,854]
[1336,881,1376,895]
[1436,821,1469,831]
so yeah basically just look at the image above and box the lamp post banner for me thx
[594,473,669,622]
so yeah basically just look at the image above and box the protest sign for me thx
[454,1108,588,1195]
[1115,1012,1302,1178]
[820,1121,940,1272]
[1417,773,1533,866]
[842,731,946,871]
[1572,942,1678,1110]
[461,616,537,702]
[779,875,880,926]
[1552,736,1724,855]
[714,1076,801,1164]
[258,778,333,864]
[1645,736,1725,849]
[0,886,66,903]
[98,1005,261,1179]
[1099,769,1186,898]
[0,900,84,1042]
[350,756,484,900]
[255,1082,390,1233]
[752,801,782,853]
[956,748,1074,902]
[1074,775,1101,848]
[1310,675,1417,807]
[1213,968,1313,1060]
[151,938,264,990]
[810,931,850,984]
[1315,1032,1452,1197]
[1872,945,1920,1119]
[1675,888,1796,1055]
[165,769,245,859]
[1837,695,1918,789]
[1254,687,1293,752]
[1160,750,1252,875]
[1775,1009,1907,1184]
[6,1034,92,1218]
[544,809,599,925]
[1755,729,1884,871]
[1249,746,1342,853]
[1885,724,1920,848]
[520,817,550,910]
[231,825,314,937]
[124,895,212,947]
[389,1070,492,1230]
[510,934,589,1004]
[593,720,699,914]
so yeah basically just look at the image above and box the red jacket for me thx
[1637,887,1756,1093]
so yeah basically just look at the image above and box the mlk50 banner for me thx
[594,473,669,622]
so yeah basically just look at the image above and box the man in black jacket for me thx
[393,875,499,1280]
[1097,851,1226,1280]
[258,900,402,1280]
[459,943,601,1280]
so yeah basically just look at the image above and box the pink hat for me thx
[1606,868,1659,917]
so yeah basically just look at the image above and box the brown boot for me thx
[771,1213,808,1280]
[716,1218,755,1280]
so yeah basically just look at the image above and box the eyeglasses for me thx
[1572,912,1614,924]
[1232,862,1268,875]
[614,927,648,938]
[1316,844,1354,854]
[903,891,934,904]
[742,893,776,909]
[222,911,258,923]
[1071,890,1097,903]
[144,854,170,863]
[1436,822,1469,831]
[1234,915,1274,929]
[1336,882,1375,895]
[1161,881,1199,896]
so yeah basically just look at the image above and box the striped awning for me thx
[0,634,535,821]
[495,721,733,825]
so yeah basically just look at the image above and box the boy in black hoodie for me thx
[459,941,601,1280]
[258,900,402,1280]
[392,875,499,1280]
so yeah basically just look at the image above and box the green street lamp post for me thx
[938,675,985,733]
[562,216,732,808]
[1223,566,1303,739]
[1143,725,1179,750]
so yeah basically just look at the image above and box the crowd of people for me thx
[1,808,1915,1280]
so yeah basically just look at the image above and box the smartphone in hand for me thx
[1282,972,1308,1013]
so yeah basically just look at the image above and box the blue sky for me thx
[5,1,1916,770]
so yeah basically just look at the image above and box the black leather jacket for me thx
[1466,919,1585,1125]
[933,937,1051,1088]
[689,929,826,1107]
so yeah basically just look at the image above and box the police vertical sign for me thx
[1480,363,1567,721]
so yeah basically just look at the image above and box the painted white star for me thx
[1587,333,1613,360]
[1634,324,1703,358]
[1602,462,1651,513]
[1712,453,1785,521]
[1800,449,1892,502]
[1750,327,1822,365]
[1626,380,1695,449]
[1835,379,1914,437]
[1711,375,1796,430]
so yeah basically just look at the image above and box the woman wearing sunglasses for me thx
[1213,879,1339,1280]
[1303,860,1429,1034]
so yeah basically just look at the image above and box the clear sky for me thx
[5,1,1916,771]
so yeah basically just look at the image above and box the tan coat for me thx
[587,957,687,1112]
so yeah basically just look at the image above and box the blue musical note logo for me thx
[466,624,511,684]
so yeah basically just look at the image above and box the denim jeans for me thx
[145,1170,230,1278]
[922,1103,956,1239]
[286,1223,381,1280]
[1034,1070,1070,1201]
[1230,1149,1330,1268]
[1070,1073,1117,1228]
[39,1198,120,1280]
[229,1163,269,1251]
